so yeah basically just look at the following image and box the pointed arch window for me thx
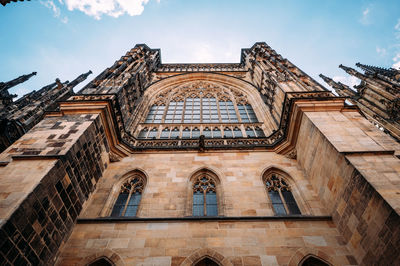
[171,127,180,138]
[255,126,265,137]
[193,175,218,216]
[182,127,191,138]
[143,87,259,125]
[265,173,301,215]
[233,127,243,138]
[160,127,170,139]
[88,257,113,266]
[212,127,221,138]
[111,175,145,217]
[203,127,211,138]
[192,127,200,138]
[245,126,256,137]
[301,256,330,266]
[194,258,219,266]
[147,127,158,139]
[138,128,148,139]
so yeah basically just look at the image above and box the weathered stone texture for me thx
[0,114,109,265]
[80,151,325,218]
[57,220,356,266]
[296,111,400,265]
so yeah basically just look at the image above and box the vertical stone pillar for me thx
[294,101,400,264]
[0,111,112,264]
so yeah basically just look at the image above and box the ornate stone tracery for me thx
[265,173,291,192]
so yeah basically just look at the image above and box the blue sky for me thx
[1,0,400,97]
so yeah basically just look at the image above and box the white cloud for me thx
[393,53,400,69]
[63,0,150,20]
[395,18,400,39]
[40,0,69,23]
[395,19,400,31]
[376,46,386,56]
[359,6,371,25]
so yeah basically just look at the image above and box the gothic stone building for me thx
[0,43,399,266]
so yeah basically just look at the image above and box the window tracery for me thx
[265,173,301,215]
[111,174,145,217]
[192,175,218,216]
[137,82,265,140]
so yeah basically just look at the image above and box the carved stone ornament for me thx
[109,151,122,162]
[285,149,297,160]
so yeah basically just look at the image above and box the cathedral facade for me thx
[0,43,399,265]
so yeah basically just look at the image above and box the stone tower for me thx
[0,43,399,265]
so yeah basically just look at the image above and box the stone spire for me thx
[0,72,37,107]
[0,72,36,92]
[319,74,356,98]
[67,70,93,89]
[356,63,400,80]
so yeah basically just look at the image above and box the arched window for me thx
[203,127,211,138]
[160,127,170,139]
[245,126,256,137]
[192,175,218,216]
[88,257,113,266]
[255,126,265,137]
[138,83,266,139]
[182,127,190,138]
[223,127,233,138]
[212,127,221,138]
[233,126,242,138]
[265,172,301,215]
[111,174,145,217]
[194,258,219,266]
[138,128,148,139]
[148,127,158,139]
[171,127,180,138]
[301,256,330,266]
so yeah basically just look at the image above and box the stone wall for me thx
[79,151,326,219]
[296,111,400,265]
[57,220,356,266]
[0,114,109,265]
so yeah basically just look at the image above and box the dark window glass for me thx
[111,176,145,217]
[88,258,113,266]
[192,128,200,138]
[301,257,329,266]
[111,193,128,217]
[282,191,301,215]
[182,128,190,138]
[266,174,301,215]
[246,127,256,137]
[171,128,180,139]
[212,128,221,138]
[224,127,233,138]
[206,192,218,216]
[138,128,148,139]
[255,127,265,137]
[193,175,218,216]
[148,128,158,139]
[203,128,211,138]
[233,127,243,138]
[160,128,170,139]
[269,190,287,215]
[193,192,204,216]
[124,193,141,216]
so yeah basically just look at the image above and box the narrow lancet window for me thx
[265,173,301,215]
[111,175,145,217]
[193,175,218,216]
